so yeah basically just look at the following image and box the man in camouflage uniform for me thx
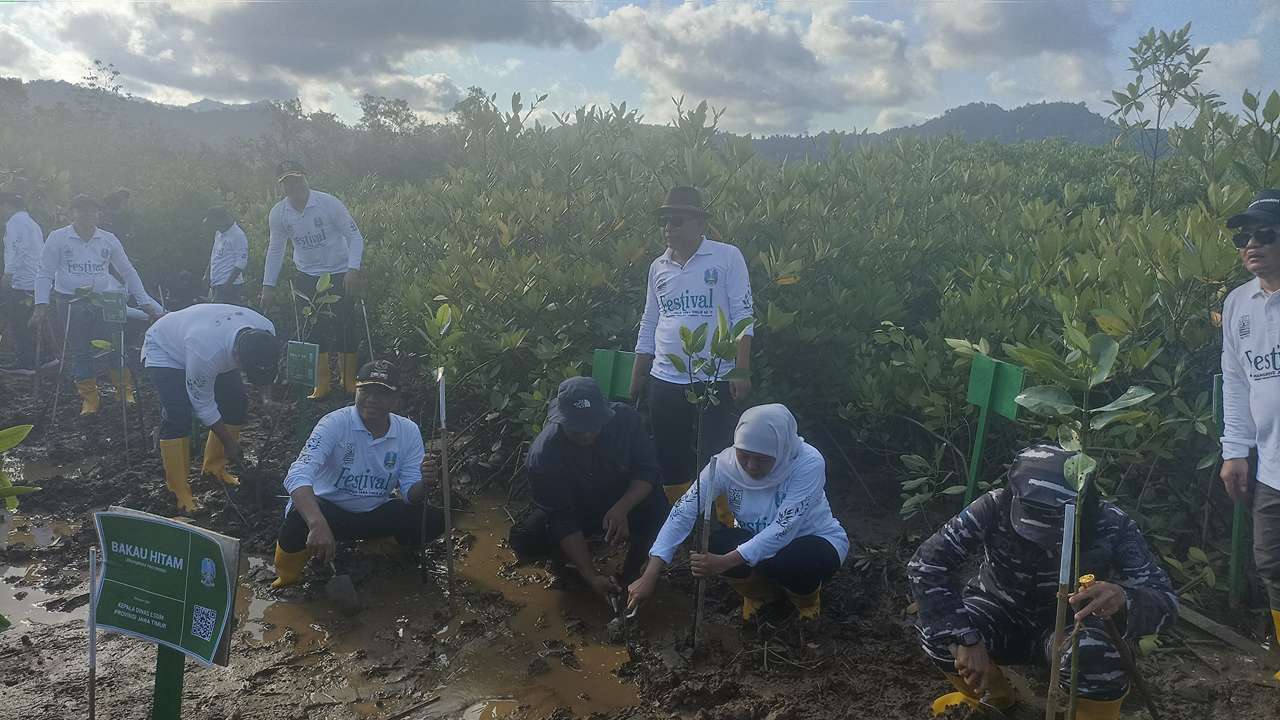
[907,444,1177,720]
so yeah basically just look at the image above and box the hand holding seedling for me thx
[307,520,337,563]
[1219,458,1250,502]
[1069,579,1126,623]
[587,573,620,603]
[627,563,660,610]
[690,551,739,577]
[952,642,995,695]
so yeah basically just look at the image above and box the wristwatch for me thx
[958,630,982,647]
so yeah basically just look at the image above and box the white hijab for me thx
[724,403,804,491]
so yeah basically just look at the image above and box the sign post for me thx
[92,507,240,718]
[592,349,636,402]
[287,341,320,443]
[964,354,1025,504]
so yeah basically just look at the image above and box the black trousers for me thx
[710,527,840,594]
[4,288,36,369]
[293,272,357,353]
[149,366,247,439]
[210,284,245,305]
[278,497,445,553]
[648,378,736,487]
[508,488,669,583]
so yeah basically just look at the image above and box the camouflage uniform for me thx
[908,484,1177,700]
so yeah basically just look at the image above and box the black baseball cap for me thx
[1227,189,1280,228]
[203,206,233,225]
[276,160,307,183]
[70,194,102,210]
[547,377,615,434]
[356,360,399,392]
[1008,444,1080,548]
[234,328,279,385]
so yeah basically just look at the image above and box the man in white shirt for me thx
[142,303,278,512]
[260,161,366,400]
[1,192,43,372]
[629,186,754,512]
[271,360,444,588]
[204,207,249,305]
[31,194,164,414]
[1219,188,1280,681]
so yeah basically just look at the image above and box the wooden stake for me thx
[437,367,454,598]
[1045,502,1076,720]
[693,455,716,651]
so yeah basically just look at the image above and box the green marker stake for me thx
[1214,373,1248,609]
[964,355,1025,504]
[592,349,636,401]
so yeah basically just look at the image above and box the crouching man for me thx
[272,360,444,588]
[508,377,669,604]
[907,445,1177,720]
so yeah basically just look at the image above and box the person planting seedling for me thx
[142,303,278,513]
[628,404,848,623]
[203,206,250,306]
[907,444,1178,719]
[508,376,670,604]
[1,191,44,375]
[271,360,444,588]
[260,160,367,399]
[31,194,164,415]
[630,186,753,515]
[1219,188,1280,682]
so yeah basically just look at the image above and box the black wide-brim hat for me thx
[654,185,710,217]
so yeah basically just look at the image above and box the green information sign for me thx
[93,507,239,667]
[286,340,319,387]
[98,292,127,324]
[592,349,636,401]
[963,354,1026,504]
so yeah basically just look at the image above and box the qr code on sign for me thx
[190,605,217,642]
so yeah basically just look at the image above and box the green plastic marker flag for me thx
[1214,373,1249,608]
[964,354,1025,504]
[286,341,320,442]
[93,507,240,719]
[592,349,636,401]
[98,292,127,324]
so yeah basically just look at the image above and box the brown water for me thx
[1,513,81,627]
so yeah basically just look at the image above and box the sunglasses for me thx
[1232,227,1278,249]
[659,215,688,228]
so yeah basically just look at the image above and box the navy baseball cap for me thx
[356,360,399,392]
[1227,189,1280,228]
[276,160,307,183]
[548,377,614,434]
[1008,444,1080,548]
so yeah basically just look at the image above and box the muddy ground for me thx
[0,369,1276,719]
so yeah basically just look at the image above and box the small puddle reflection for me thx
[462,699,519,719]
[1,512,75,550]
[0,564,82,627]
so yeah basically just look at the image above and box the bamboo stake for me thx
[437,367,454,598]
[1045,502,1076,720]
[693,455,716,651]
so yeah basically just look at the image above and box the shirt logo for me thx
[100,248,110,260]
[383,451,398,470]
[1239,314,1252,339]
[704,268,719,286]
[573,399,592,409]
[342,443,355,466]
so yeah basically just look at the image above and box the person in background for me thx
[1,191,43,373]
[260,161,366,399]
[271,360,444,588]
[628,404,848,622]
[907,445,1178,719]
[630,186,753,526]
[142,303,278,512]
[508,377,669,604]
[1219,188,1280,683]
[31,194,164,414]
[204,206,249,305]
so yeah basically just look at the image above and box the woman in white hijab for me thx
[628,404,849,621]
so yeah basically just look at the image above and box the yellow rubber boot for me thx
[663,481,690,506]
[271,543,312,588]
[201,425,241,486]
[159,437,199,513]
[109,368,136,405]
[307,352,331,400]
[1075,697,1123,720]
[1271,610,1280,683]
[726,572,777,622]
[785,586,823,621]
[76,378,101,415]
[341,352,359,394]
[930,667,1015,716]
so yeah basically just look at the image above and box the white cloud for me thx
[1200,38,1264,104]
[872,108,934,132]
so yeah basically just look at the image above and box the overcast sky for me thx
[1,1,1275,134]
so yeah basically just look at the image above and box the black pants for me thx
[710,528,840,594]
[57,293,124,381]
[149,366,247,439]
[278,497,445,553]
[648,378,736,487]
[210,284,245,305]
[508,488,669,583]
[4,288,36,369]
[293,272,357,353]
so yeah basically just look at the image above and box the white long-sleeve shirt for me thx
[263,190,364,286]
[649,444,849,566]
[282,406,425,515]
[209,223,249,287]
[635,237,754,384]
[35,224,162,314]
[141,304,275,426]
[3,211,43,292]
[1221,277,1280,491]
